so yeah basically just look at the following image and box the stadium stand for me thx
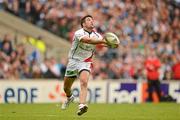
[0,11,70,79]
[0,11,70,59]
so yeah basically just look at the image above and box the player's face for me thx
[84,17,94,29]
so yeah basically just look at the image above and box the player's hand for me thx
[103,37,118,48]
[102,37,111,47]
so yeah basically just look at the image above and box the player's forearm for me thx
[81,36,106,45]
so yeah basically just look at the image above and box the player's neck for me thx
[83,28,93,34]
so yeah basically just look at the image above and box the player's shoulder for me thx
[74,28,84,35]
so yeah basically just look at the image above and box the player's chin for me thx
[90,25,94,29]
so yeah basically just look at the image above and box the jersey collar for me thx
[83,29,92,35]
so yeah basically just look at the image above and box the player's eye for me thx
[86,17,93,22]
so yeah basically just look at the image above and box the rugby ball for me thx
[104,32,120,48]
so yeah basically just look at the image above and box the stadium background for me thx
[0,0,180,120]
[0,0,180,107]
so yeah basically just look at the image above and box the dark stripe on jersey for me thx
[93,31,99,38]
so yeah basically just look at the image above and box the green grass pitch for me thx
[0,103,180,120]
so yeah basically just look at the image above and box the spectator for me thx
[57,58,67,79]
[172,55,180,80]
[41,58,60,79]
[145,51,162,102]
[1,41,12,56]
[1,34,13,56]
[32,64,42,78]
[20,62,32,79]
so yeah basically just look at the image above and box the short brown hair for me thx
[80,15,93,28]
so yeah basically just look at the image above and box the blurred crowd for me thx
[0,34,67,79]
[0,0,180,80]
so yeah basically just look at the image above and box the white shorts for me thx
[65,59,92,77]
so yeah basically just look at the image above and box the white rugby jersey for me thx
[68,28,102,62]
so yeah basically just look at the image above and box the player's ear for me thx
[82,22,85,27]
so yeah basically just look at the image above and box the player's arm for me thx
[80,36,107,45]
